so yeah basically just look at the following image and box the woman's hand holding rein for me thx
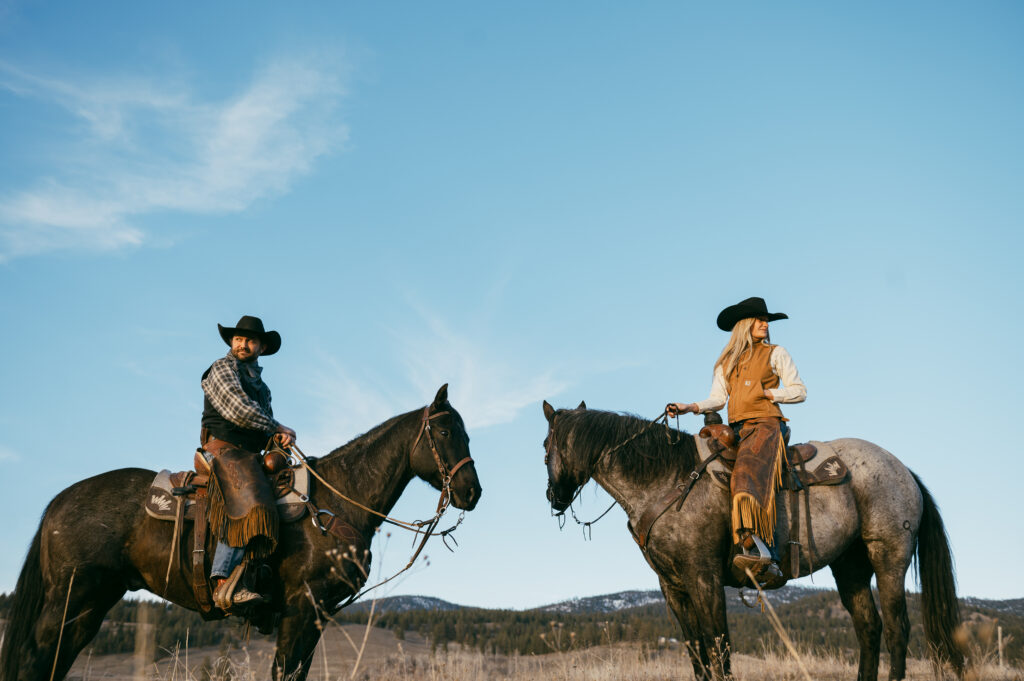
[666,402,699,416]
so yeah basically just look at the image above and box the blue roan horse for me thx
[543,402,963,681]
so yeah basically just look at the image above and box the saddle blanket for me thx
[145,465,309,524]
[695,436,849,492]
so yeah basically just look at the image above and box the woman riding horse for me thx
[668,296,806,584]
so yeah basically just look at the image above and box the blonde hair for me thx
[714,317,769,379]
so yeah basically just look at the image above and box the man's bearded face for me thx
[230,335,263,362]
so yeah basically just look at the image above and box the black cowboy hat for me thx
[218,315,282,356]
[716,297,788,332]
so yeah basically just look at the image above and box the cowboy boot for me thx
[213,564,266,610]
[733,531,787,588]
[759,537,786,589]
[732,530,780,580]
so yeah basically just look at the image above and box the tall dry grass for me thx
[125,642,1024,681]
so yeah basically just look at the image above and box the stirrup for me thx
[742,532,772,560]
[733,531,777,585]
[213,562,266,611]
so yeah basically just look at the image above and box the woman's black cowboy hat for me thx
[716,297,788,332]
[218,315,282,356]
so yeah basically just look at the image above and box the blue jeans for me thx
[211,542,244,579]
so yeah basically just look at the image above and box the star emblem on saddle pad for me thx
[150,494,172,512]
[824,460,841,477]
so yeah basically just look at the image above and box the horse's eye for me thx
[440,430,450,437]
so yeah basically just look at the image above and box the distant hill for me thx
[349,584,829,615]
[534,585,831,614]
[963,596,1024,618]
[346,594,465,613]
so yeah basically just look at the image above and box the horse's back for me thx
[825,437,923,548]
[40,468,154,580]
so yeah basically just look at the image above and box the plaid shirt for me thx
[201,352,279,434]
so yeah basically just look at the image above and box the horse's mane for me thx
[556,409,697,485]
[314,409,419,481]
[315,404,465,477]
[324,412,410,459]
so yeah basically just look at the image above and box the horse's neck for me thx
[590,467,663,521]
[588,437,696,522]
[315,411,420,531]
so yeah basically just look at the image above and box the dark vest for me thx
[201,358,273,452]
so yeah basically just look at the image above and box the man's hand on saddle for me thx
[273,424,297,448]
[666,402,699,417]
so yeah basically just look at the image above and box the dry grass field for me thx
[59,621,1020,681]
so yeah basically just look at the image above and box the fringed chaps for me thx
[208,447,279,559]
[730,418,785,546]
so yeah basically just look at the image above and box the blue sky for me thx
[1,2,1022,609]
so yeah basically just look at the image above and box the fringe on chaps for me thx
[208,448,279,559]
[730,418,785,546]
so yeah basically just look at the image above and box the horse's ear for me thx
[577,400,587,410]
[433,384,449,408]
[543,400,556,424]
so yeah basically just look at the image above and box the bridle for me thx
[411,405,474,498]
[547,409,680,537]
[286,404,476,605]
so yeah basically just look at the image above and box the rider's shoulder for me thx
[768,344,795,361]
[203,353,238,378]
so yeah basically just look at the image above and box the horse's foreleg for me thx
[685,573,732,680]
[831,540,882,681]
[661,583,713,681]
[273,593,324,681]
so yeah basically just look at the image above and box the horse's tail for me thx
[912,471,965,676]
[1,517,46,681]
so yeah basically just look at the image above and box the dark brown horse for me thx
[1,385,481,681]
[543,403,962,681]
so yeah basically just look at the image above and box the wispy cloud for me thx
[0,57,348,260]
[391,307,566,430]
[0,445,20,462]
[300,307,569,454]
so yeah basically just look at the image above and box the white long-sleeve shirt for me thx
[694,344,806,415]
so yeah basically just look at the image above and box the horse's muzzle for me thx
[546,483,570,512]
[452,479,481,511]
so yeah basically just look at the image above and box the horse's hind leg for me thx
[831,539,882,681]
[866,541,913,680]
[23,572,125,681]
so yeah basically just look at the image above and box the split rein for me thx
[554,410,683,539]
[284,406,474,603]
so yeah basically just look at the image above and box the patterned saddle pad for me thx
[696,436,849,492]
[145,464,310,524]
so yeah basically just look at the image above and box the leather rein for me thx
[286,406,475,605]
[550,410,685,537]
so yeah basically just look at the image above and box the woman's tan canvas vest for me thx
[726,342,784,423]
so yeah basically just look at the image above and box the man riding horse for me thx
[200,315,297,607]
[668,297,806,585]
